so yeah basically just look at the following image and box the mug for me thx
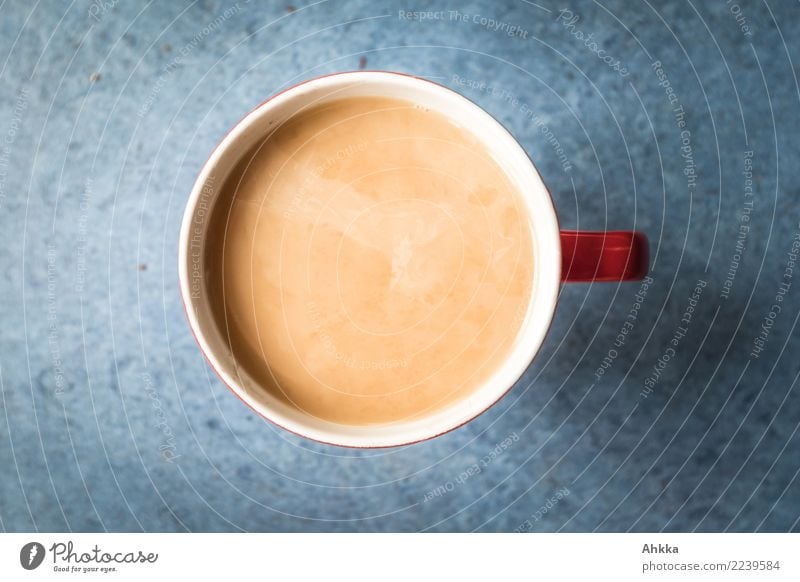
[179,71,648,447]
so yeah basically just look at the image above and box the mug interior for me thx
[179,71,561,447]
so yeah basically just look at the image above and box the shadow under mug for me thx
[179,71,648,448]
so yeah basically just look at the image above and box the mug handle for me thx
[560,230,649,282]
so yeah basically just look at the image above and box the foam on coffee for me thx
[204,96,533,425]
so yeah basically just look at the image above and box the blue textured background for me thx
[1,0,799,532]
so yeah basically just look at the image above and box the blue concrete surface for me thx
[1,0,799,532]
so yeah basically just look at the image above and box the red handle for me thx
[560,230,649,282]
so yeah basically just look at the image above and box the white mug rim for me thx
[178,71,562,448]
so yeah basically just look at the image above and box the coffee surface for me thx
[205,96,533,425]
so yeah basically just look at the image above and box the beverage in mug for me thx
[203,96,534,426]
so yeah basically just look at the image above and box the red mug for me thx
[179,71,648,447]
